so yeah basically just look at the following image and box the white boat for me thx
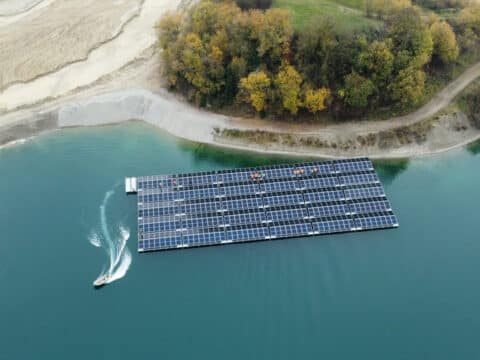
[93,274,110,288]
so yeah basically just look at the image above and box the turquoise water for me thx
[1,122,480,359]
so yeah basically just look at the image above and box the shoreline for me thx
[0,0,479,160]
[1,88,479,159]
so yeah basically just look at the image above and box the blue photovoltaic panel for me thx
[308,203,350,218]
[270,221,312,238]
[133,158,399,252]
[266,207,308,222]
[312,218,355,234]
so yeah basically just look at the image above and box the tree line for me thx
[158,0,479,120]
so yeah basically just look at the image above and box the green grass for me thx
[273,0,380,32]
[332,0,365,10]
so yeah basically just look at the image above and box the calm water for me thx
[1,122,480,359]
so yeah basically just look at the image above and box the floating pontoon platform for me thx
[127,158,399,252]
[125,177,137,194]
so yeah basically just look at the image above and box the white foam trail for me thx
[92,189,132,286]
[106,224,131,281]
[107,246,132,283]
[88,231,102,248]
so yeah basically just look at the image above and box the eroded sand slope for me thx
[0,0,142,90]
[0,0,183,110]
[0,0,43,15]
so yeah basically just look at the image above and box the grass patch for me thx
[272,0,381,32]
[455,78,480,129]
[220,129,282,144]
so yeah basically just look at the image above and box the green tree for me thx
[249,8,293,71]
[341,72,376,108]
[458,4,480,35]
[190,1,222,40]
[388,66,426,106]
[357,40,394,88]
[387,7,433,69]
[295,18,336,88]
[327,33,362,90]
[238,71,272,112]
[457,5,480,50]
[430,21,459,64]
[274,64,303,115]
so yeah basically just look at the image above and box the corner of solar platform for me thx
[126,157,399,253]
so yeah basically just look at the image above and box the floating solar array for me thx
[132,157,398,252]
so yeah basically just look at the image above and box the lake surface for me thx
[1,122,480,359]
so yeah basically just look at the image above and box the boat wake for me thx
[88,231,102,247]
[90,189,132,287]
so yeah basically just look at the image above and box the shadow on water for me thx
[372,159,410,185]
[178,140,316,168]
[467,139,480,155]
[178,139,411,184]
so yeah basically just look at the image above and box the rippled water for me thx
[1,122,479,359]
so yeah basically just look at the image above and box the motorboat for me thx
[93,274,110,288]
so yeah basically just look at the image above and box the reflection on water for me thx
[372,159,409,185]
[467,139,480,155]
[179,141,309,168]
[181,140,411,185]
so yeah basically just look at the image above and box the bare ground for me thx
[0,0,479,159]
[0,0,142,91]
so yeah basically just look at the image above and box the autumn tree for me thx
[182,34,225,97]
[158,0,464,118]
[304,88,331,114]
[249,8,293,71]
[430,21,459,64]
[157,11,183,49]
[238,71,271,112]
[274,64,303,115]
[190,1,224,40]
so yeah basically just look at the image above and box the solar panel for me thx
[133,158,399,252]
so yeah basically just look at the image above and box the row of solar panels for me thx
[137,159,374,190]
[138,184,386,216]
[138,212,397,251]
[138,199,392,232]
[137,172,380,203]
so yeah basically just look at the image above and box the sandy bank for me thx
[1,88,479,159]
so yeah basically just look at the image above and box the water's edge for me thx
[1,89,480,159]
